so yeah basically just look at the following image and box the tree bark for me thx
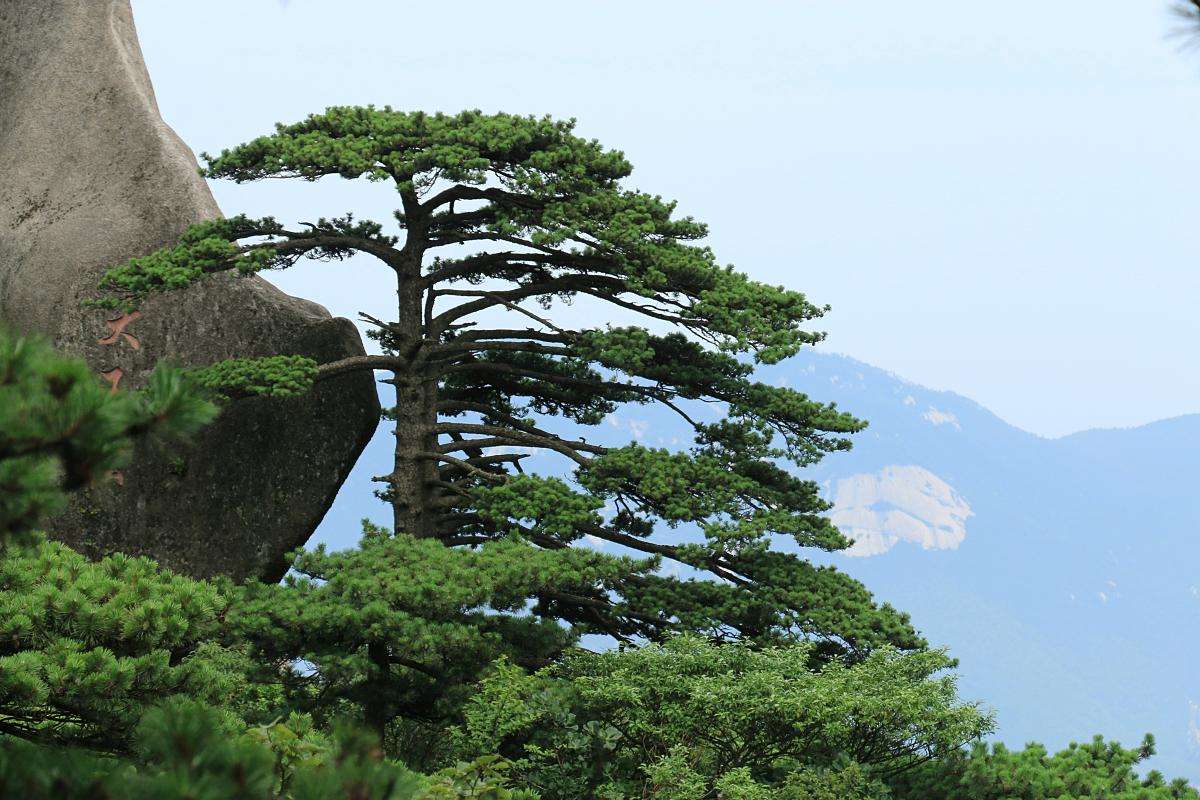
[389,222,438,538]
[391,372,437,538]
[365,641,391,745]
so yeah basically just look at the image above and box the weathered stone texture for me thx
[0,0,380,580]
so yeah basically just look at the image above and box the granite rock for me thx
[0,0,380,580]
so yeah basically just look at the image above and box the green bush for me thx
[450,635,992,799]
[0,538,253,750]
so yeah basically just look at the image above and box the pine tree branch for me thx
[234,233,401,267]
[435,402,561,442]
[419,184,532,213]
[314,355,407,381]
[575,522,753,588]
[422,251,610,286]
[434,429,599,468]
[430,275,626,329]
[537,588,673,628]
[425,340,573,363]
[417,452,509,483]
[443,329,572,345]
[437,360,630,399]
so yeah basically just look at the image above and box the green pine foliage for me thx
[227,522,655,754]
[448,635,992,799]
[0,699,426,800]
[192,355,318,400]
[0,331,216,547]
[0,538,253,751]
[94,107,920,657]
[890,735,1199,799]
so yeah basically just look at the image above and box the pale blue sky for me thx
[131,0,1200,437]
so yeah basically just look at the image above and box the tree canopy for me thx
[891,735,1198,800]
[450,635,991,800]
[228,521,636,744]
[0,538,249,751]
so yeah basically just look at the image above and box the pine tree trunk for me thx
[365,641,391,745]
[389,240,438,539]
[391,374,436,538]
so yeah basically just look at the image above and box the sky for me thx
[130,0,1200,438]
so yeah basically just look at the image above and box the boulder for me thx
[0,0,380,580]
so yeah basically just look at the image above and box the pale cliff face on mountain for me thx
[825,465,972,556]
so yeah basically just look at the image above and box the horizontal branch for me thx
[576,522,752,588]
[417,451,507,483]
[419,184,533,214]
[237,233,402,268]
[425,340,572,364]
[538,588,673,628]
[422,250,611,286]
[437,421,606,455]
[436,422,603,465]
[314,354,407,381]
[430,274,627,329]
[444,328,572,345]
[435,401,562,442]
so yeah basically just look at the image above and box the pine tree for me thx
[0,699,428,800]
[0,329,246,753]
[94,108,920,657]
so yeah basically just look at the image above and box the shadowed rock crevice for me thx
[0,0,380,581]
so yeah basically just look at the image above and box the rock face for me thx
[0,0,380,581]
[825,465,972,557]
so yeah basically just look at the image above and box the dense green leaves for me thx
[451,635,991,799]
[890,735,1199,800]
[89,216,285,311]
[0,539,249,750]
[0,700,426,800]
[227,523,658,751]
[192,355,319,400]
[203,108,630,194]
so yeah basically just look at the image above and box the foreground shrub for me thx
[451,635,992,799]
[0,699,425,800]
[0,538,252,750]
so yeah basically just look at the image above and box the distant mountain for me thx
[313,350,1200,781]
